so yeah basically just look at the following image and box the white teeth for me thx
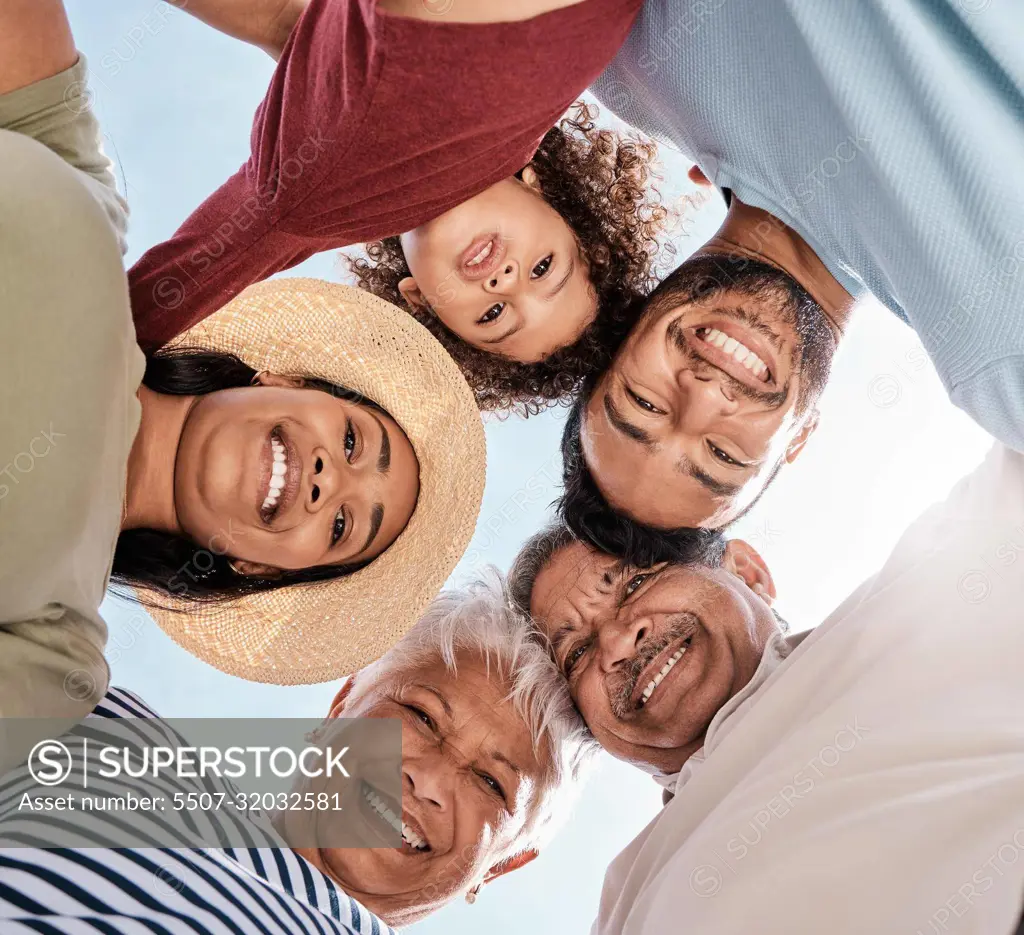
[466,240,493,266]
[639,645,688,706]
[698,328,770,382]
[361,785,427,851]
[261,436,288,514]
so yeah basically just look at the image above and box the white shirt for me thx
[654,630,807,801]
[596,443,1024,935]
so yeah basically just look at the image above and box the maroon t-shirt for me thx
[129,0,642,351]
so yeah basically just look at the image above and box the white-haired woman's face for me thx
[298,648,552,926]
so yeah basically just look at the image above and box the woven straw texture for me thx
[146,279,486,685]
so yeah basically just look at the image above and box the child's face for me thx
[398,171,596,363]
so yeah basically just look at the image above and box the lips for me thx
[258,426,301,524]
[688,319,780,392]
[458,233,506,281]
[359,780,432,854]
[628,626,700,712]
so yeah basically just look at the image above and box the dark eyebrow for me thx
[604,393,656,448]
[677,454,744,498]
[479,320,525,346]
[420,684,453,719]
[360,502,385,554]
[370,414,391,474]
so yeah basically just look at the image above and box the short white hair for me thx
[349,568,598,855]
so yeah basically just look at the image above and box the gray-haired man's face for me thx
[293,649,548,926]
[531,540,779,775]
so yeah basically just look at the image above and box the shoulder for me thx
[91,688,161,719]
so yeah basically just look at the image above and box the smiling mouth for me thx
[458,233,506,281]
[260,430,288,518]
[360,781,430,853]
[693,326,773,386]
[637,635,693,708]
[259,427,300,525]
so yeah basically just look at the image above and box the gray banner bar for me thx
[0,716,402,849]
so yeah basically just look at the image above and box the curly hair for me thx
[345,102,671,417]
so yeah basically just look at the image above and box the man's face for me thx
[531,541,779,774]
[294,649,549,926]
[581,255,834,528]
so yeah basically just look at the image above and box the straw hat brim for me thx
[145,279,486,685]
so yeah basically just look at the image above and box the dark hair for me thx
[507,522,578,617]
[110,350,385,608]
[345,102,673,417]
[556,392,728,567]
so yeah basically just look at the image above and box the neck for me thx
[122,386,193,533]
[700,197,855,342]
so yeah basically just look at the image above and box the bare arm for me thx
[377,0,587,22]
[167,0,309,60]
[0,0,77,95]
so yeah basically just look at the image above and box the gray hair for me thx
[507,522,577,618]
[349,568,598,855]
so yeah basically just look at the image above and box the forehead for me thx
[396,651,550,775]
[580,396,730,528]
[530,542,618,620]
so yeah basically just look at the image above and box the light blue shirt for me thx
[593,0,1024,451]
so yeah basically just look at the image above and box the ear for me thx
[721,539,777,604]
[230,559,284,579]
[520,165,542,193]
[785,408,820,464]
[397,277,430,312]
[327,677,356,719]
[253,372,305,390]
[687,164,713,187]
[482,848,539,887]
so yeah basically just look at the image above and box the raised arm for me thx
[0,0,76,94]
[167,0,309,59]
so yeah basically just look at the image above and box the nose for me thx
[403,747,452,812]
[597,611,650,673]
[483,259,520,294]
[307,447,353,513]
[676,368,737,434]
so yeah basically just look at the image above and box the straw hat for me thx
[146,279,486,685]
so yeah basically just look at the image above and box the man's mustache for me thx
[608,613,700,717]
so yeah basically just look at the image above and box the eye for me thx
[344,422,356,461]
[628,388,664,414]
[531,255,553,278]
[624,572,652,599]
[331,508,346,545]
[477,303,505,325]
[405,704,435,731]
[564,640,590,677]
[708,441,745,467]
[476,770,506,802]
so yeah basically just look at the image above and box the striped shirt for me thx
[0,688,397,935]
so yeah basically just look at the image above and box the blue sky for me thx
[69,3,994,931]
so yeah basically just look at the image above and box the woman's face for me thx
[397,169,597,364]
[173,374,420,575]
